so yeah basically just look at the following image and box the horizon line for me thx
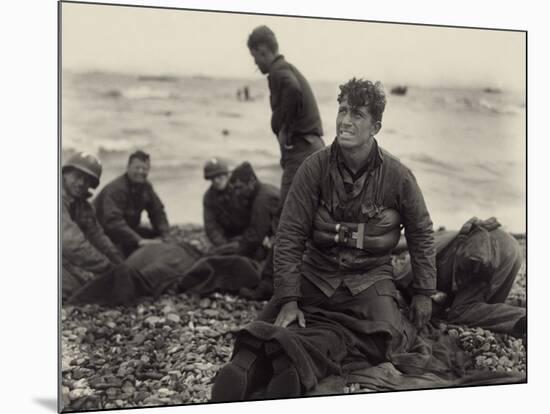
[61,67,524,93]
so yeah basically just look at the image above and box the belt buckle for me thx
[338,225,350,244]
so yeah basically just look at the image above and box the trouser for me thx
[279,135,325,213]
[439,229,525,334]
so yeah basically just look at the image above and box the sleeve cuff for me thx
[275,296,300,307]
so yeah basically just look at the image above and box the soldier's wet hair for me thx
[247,25,279,53]
[128,150,150,165]
[337,78,386,123]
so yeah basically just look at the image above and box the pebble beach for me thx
[60,225,526,411]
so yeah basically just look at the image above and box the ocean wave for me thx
[408,153,461,172]
[122,86,178,100]
[154,158,201,169]
[217,111,242,118]
[99,86,178,101]
[427,92,524,115]
[138,75,178,82]
[474,161,503,177]
[121,128,154,137]
[147,159,205,180]
[478,99,522,115]
[97,136,151,155]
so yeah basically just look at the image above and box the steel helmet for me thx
[204,158,229,180]
[62,151,102,188]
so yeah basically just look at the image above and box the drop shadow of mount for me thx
[33,397,57,412]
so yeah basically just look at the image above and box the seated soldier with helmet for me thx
[202,158,280,261]
[61,152,125,300]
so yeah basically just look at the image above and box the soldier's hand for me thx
[277,129,293,151]
[262,236,273,249]
[408,294,432,329]
[274,301,306,328]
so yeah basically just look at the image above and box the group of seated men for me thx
[61,149,279,301]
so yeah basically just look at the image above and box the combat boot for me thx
[264,342,301,399]
[210,346,271,402]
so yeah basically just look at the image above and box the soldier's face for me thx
[63,168,94,199]
[336,98,381,150]
[127,159,150,184]
[211,174,229,191]
[249,47,271,74]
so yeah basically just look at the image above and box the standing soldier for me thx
[247,25,325,208]
[245,26,326,298]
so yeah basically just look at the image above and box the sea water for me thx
[61,71,526,233]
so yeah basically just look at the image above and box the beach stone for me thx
[62,359,72,373]
[168,345,181,355]
[162,304,176,314]
[182,364,196,372]
[195,363,211,371]
[74,327,88,337]
[121,381,135,395]
[158,388,176,398]
[143,396,166,406]
[145,316,163,326]
[69,388,92,401]
[203,309,219,318]
[101,310,122,319]
[134,391,149,402]
[166,313,181,324]
[71,378,89,390]
[133,333,146,345]
[106,387,120,399]
[72,367,92,380]
[155,337,164,349]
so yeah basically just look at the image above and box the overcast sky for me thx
[62,2,525,89]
